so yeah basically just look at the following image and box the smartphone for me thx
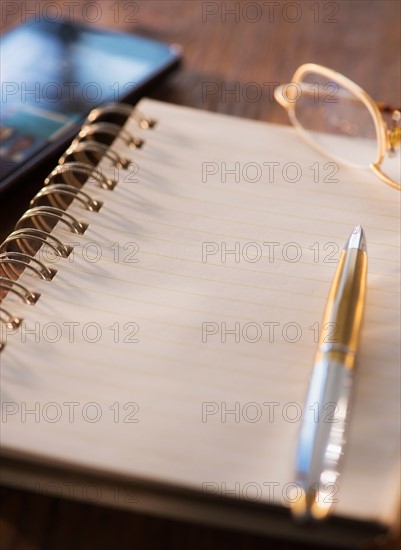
[0,18,181,194]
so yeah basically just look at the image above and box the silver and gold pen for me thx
[292,226,367,522]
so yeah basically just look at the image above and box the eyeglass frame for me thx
[274,63,401,191]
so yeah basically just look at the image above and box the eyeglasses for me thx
[274,63,401,190]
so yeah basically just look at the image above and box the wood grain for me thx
[1,1,400,548]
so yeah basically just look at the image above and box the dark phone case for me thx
[0,28,181,195]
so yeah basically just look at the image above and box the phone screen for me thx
[0,19,180,189]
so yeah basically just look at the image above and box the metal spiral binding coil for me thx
[59,141,131,169]
[77,122,144,149]
[0,101,155,351]
[31,184,103,212]
[0,228,73,258]
[84,102,156,129]
[16,206,88,235]
[0,277,40,305]
[0,307,22,329]
[0,252,57,281]
[45,161,117,190]
[0,307,23,351]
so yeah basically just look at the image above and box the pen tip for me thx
[344,226,367,252]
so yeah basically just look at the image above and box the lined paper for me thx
[1,99,400,526]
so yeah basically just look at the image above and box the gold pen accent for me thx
[292,226,367,522]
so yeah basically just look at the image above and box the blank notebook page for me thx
[1,99,400,526]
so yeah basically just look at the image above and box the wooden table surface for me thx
[1,1,400,549]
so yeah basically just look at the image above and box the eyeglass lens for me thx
[287,72,378,168]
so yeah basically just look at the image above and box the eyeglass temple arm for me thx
[375,101,401,114]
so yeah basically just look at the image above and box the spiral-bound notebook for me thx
[0,99,400,547]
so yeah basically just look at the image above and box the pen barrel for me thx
[319,248,367,362]
[293,231,368,521]
[294,355,354,520]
